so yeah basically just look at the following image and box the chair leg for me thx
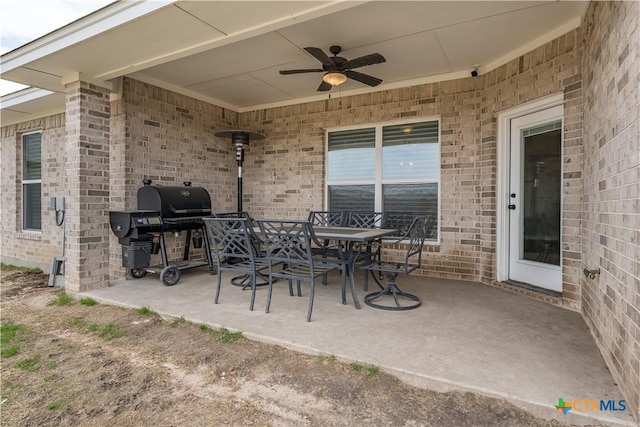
[265,275,274,314]
[214,267,222,304]
[307,280,315,322]
[249,274,256,311]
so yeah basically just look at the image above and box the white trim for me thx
[0,1,175,74]
[496,93,564,282]
[1,87,56,109]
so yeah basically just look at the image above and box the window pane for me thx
[23,133,42,180]
[327,128,375,182]
[382,121,438,180]
[383,183,438,238]
[328,185,374,211]
[24,183,42,230]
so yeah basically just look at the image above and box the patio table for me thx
[310,226,399,309]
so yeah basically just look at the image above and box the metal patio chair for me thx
[202,217,270,311]
[308,210,349,285]
[257,219,348,322]
[308,210,349,227]
[355,216,431,311]
[346,211,384,229]
[345,211,385,290]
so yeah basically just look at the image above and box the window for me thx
[326,119,439,239]
[22,132,42,231]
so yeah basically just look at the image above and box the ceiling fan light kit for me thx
[322,71,347,86]
[280,45,385,92]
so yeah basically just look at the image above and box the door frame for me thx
[496,93,564,284]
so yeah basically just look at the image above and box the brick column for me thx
[64,78,110,292]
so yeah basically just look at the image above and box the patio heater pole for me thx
[214,130,265,212]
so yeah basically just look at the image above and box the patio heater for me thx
[214,130,265,212]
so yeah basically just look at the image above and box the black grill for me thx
[109,180,215,286]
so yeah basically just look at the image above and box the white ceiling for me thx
[1,0,588,122]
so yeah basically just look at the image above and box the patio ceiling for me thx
[1,0,588,124]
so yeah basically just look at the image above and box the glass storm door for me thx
[508,106,562,292]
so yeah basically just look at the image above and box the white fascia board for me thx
[1,87,55,109]
[0,1,175,75]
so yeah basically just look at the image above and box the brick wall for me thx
[481,29,584,310]
[238,28,583,308]
[108,78,239,277]
[0,114,67,270]
[581,1,640,421]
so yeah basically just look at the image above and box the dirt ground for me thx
[1,269,587,427]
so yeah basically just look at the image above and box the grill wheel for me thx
[160,266,181,286]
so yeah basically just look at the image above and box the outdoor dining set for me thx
[202,211,433,322]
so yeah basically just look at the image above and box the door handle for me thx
[508,204,516,210]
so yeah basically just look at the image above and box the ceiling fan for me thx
[279,45,386,91]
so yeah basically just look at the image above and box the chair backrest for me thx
[202,217,257,264]
[257,220,314,267]
[308,211,348,227]
[402,216,431,269]
[346,211,384,229]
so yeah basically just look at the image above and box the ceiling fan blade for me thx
[304,47,333,66]
[345,53,386,69]
[345,70,383,87]
[317,80,332,92]
[279,69,324,75]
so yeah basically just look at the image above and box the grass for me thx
[14,356,40,372]
[79,297,98,306]
[47,400,65,410]
[169,316,186,327]
[1,323,28,358]
[366,365,380,377]
[67,316,87,328]
[136,306,157,316]
[318,354,337,364]
[199,324,243,343]
[199,323,214,333]
[348,361,379,377]
[349,362,363,373]
[49,293,73,306]
[46,361,58,370]
[96,323,125,341]
[216,327,243,343]
[0,263,42,273]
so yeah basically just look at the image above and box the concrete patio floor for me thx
[83,268,635,426]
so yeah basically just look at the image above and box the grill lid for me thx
[137,181,212,219]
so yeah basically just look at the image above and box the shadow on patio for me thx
[84,269,634,426]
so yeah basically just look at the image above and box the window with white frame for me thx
[22,132,42,231]
[326,119,439,239]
